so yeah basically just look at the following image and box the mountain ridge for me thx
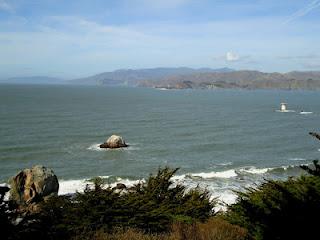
[2,68,320,90]
[70,67,235,86]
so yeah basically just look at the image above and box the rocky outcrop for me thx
[9,165,59,206]
[309,132,320,142]
[100,135,128,149]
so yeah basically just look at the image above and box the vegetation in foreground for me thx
[226,160,320,240]
[1,159,320,240]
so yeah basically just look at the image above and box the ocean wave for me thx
[190,169,238,179]
[212,190,238,211]
[217,162,233,166]
[182,164,307,180]
[32,164,312,197]
[58,179,88,195]
[58,177,144,195]
[2,163,308,211]
[289,157,307,161]
[239,167,273,175]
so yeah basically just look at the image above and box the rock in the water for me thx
[9,165,59,205]
[100,135,128,149]
[309,132,320,141]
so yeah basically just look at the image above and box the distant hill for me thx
[0,76,65,85]
[139,70,320,90]
[70,67,234,86]
[4,69,320,90]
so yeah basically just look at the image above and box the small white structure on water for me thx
[276,102,295,112]
[280,103,287,112]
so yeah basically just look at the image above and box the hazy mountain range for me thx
[71,68,320,90]
[2,68,320,90]
[70,67,234,86]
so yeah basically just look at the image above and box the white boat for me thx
[300,111,313,115]
[275,103,295,112]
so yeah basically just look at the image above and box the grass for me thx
[74,218,247,240]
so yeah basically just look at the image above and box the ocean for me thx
[1,84,320,205]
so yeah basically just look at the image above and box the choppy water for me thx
[1,84,319,205]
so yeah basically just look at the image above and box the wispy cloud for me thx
[0,0,13,12]
[284,0,320,24]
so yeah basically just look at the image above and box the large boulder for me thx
[9,165,59,205]
[100,135,128,149]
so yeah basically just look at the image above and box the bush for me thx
[16,167,214,239]
[226,161,320,240]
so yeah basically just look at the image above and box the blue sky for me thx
[0,0,319,78]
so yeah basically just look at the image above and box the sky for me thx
[0,0,320,79]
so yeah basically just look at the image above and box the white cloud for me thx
[226,52,240,62]
[284,0,320,24]
[0,0,13,12]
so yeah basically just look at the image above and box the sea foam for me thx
[289,157,307,161]
[239,166,273,175]
[58,177,144,195]
[191,169,238,179]
[87,143,104,152]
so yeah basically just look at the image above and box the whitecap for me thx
[212,190,238,212]
[281,165,296,171]
[191,169,237,179]
[217,162,233,166]
[289,157,307,161]
[98,175,111,179]
[59,179,89,195]
[239,167,273,175]
[109,178,145,188]
[58,177,145,195]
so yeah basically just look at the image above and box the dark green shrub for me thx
[226,161,320,240]
[300,160,320,177]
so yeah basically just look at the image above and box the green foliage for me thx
[300,160,320,177]
[15,167,214,239]
[226,161,320,240]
